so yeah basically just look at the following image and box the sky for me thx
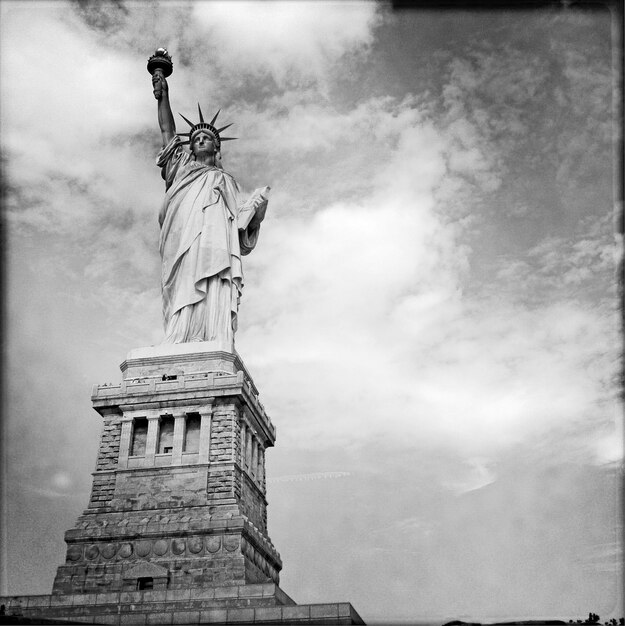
[0,0,622,623]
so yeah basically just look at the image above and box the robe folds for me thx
[156,136,260,347]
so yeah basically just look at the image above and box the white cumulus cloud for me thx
[191,1,380,85]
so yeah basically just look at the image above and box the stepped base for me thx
[0,586,365,624]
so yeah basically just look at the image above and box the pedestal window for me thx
[130,418,148,457]
[184,414,201,453]
[157,415,175,454]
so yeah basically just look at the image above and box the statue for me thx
[148,49,269,349]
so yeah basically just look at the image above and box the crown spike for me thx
[216,123,234,133]
[197,103,205,124]
[179,140,190,145]
[210,109,221,125]
[220,137,237,142]
[177,132,190,136]
[179,113,195,128]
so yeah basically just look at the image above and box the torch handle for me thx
[152,68,164,100]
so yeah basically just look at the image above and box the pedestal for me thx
[53,344,281,595]
[1,344,364,624]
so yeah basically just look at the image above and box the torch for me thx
[147,48,173,99]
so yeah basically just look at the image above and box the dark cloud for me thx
[71,0,129,33]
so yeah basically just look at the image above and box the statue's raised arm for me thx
[148,48,175,147]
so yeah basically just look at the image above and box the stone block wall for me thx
[239,472,267,532]
[208,405,237,465]
[206,402,243,503]
[207,466,237,501]
[95,414,122,471]
[89,413,122,508]
[89,473,117,509]
[110,466,209,510]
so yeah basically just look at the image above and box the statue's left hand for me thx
[248,197,268,230]
[254,197,268,222]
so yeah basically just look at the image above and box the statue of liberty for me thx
[149,49,269,350]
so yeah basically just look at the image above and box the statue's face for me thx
[192,131,217,156]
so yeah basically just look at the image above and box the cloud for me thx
[438,47,549,191]
[191,1,380,87]
[234,51,619,461]
[442,457,497,494]
[1,3,162,239]
[268,471,351,484]
[577,537,624,574]
[494,220,619,302]
[242,188,614,463]
[1,4,149,145]
[235,93,425,156]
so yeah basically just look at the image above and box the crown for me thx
[177,104,237,150]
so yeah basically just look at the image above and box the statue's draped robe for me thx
[157,136,259,346]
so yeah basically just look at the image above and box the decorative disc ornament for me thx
[135,540,151,557]
[118,543,133,558]
[101,543,117,560]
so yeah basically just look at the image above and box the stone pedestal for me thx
[53,345,281,596]
[1,344,364,624]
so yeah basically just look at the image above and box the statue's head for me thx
[190,129,218,157]
[178,104,236,159]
